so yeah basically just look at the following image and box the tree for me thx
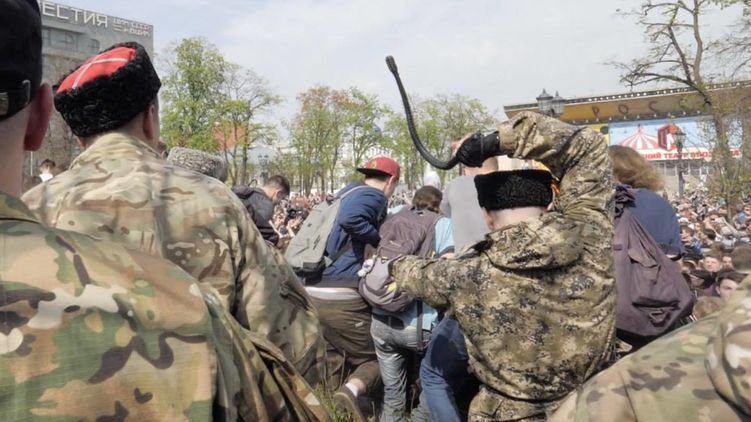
[384,94,495,188]
[160,37,228,150]
[714,0,751,77]
[287,86,349,194]
[614,0,751,206]
[342,88,390,175]
[217,63,282,186]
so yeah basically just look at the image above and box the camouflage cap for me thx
[167,147,228,182]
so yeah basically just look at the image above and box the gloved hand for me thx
[454,131,501,168]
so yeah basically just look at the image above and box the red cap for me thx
[357,156,400,179]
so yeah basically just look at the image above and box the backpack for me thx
[359,207,441,313]
[284,186,366,277]
[613,186,695,339]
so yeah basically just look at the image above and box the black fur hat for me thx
[474,169,553,211]
[54,42,161,137]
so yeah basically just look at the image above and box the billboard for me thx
[608,116,740,161]
[585,123,609,144]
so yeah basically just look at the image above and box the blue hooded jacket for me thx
[310,182,388,288]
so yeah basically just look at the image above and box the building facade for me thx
[504,81,751,194]
[25,1,154,188]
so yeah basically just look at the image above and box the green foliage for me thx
[160,37,282,186]
[343,87,391,172]
[158,39,496,193]
[160,37,228,150]
[384,94,495,188]
[287,86,351,194]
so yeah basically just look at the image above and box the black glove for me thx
[455,131,501,168]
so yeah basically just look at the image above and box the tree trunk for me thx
[240,143,249,185]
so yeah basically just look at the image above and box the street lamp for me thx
[674,128,686,198]
[536,89,566,118]
[259,153,269,183]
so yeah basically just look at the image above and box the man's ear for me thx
[143,102,158,142]
[23,83,53,152]
[484,209,495,231]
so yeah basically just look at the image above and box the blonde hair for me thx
[608,145,665,192]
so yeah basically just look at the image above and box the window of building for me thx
[52,29,77,51]
[88,38,100,54]
[664,161,677,176]
[689,161,702,177]
[41,28,51,46]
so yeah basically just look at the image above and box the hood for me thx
[479,212,584,271]
[231,186,263,200]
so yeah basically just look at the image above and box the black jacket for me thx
[232,186,278,245]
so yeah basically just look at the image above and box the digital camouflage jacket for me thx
[391,112,616,421]
[0,192,331,421]
[23,133,326,385]
[549,276,751,422]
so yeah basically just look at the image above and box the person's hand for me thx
[287,216,304,232]
[451,131,501,168]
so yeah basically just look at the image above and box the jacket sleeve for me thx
[338,191,384,246]
[391,255,455,309]
[228,196,326,381]
[495,111,613,246]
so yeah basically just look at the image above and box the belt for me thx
[372,313,405,329]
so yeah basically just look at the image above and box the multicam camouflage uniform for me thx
[22,133,326,386]
[0,192,330,421]
[549,276,751,422]
[391,112,616,421]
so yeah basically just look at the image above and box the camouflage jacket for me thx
[0,192,331,421]
[392,112,616,421]
[22,133,325,385]
[549,275,751,422]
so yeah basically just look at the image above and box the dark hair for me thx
[412,186,443,214]
[681,225,694,236]
[363,172,391,183]
[731,244,751,273]
[39,159,56,169]
[266,175,290,196]
[718,270,745,284]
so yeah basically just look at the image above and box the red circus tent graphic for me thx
[619,126,659,151]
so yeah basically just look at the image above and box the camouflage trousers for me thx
[468,386,559,422]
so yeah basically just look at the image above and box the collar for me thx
[0,192,41,224]
[69,132,160,170]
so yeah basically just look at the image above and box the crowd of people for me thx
[5,1,751,422]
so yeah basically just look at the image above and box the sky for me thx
[57,0,743,124]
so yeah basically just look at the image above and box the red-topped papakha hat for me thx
[54,42,161,137]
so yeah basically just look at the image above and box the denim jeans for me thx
[370,316,431,422]
[418,317,471,422]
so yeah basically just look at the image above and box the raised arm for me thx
[456,111,612,232]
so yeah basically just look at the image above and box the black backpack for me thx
[613,186,695,339]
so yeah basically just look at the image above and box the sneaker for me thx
[333,386,366,422]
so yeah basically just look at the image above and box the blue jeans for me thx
[417,318,470,422]
[371,316,431,422]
